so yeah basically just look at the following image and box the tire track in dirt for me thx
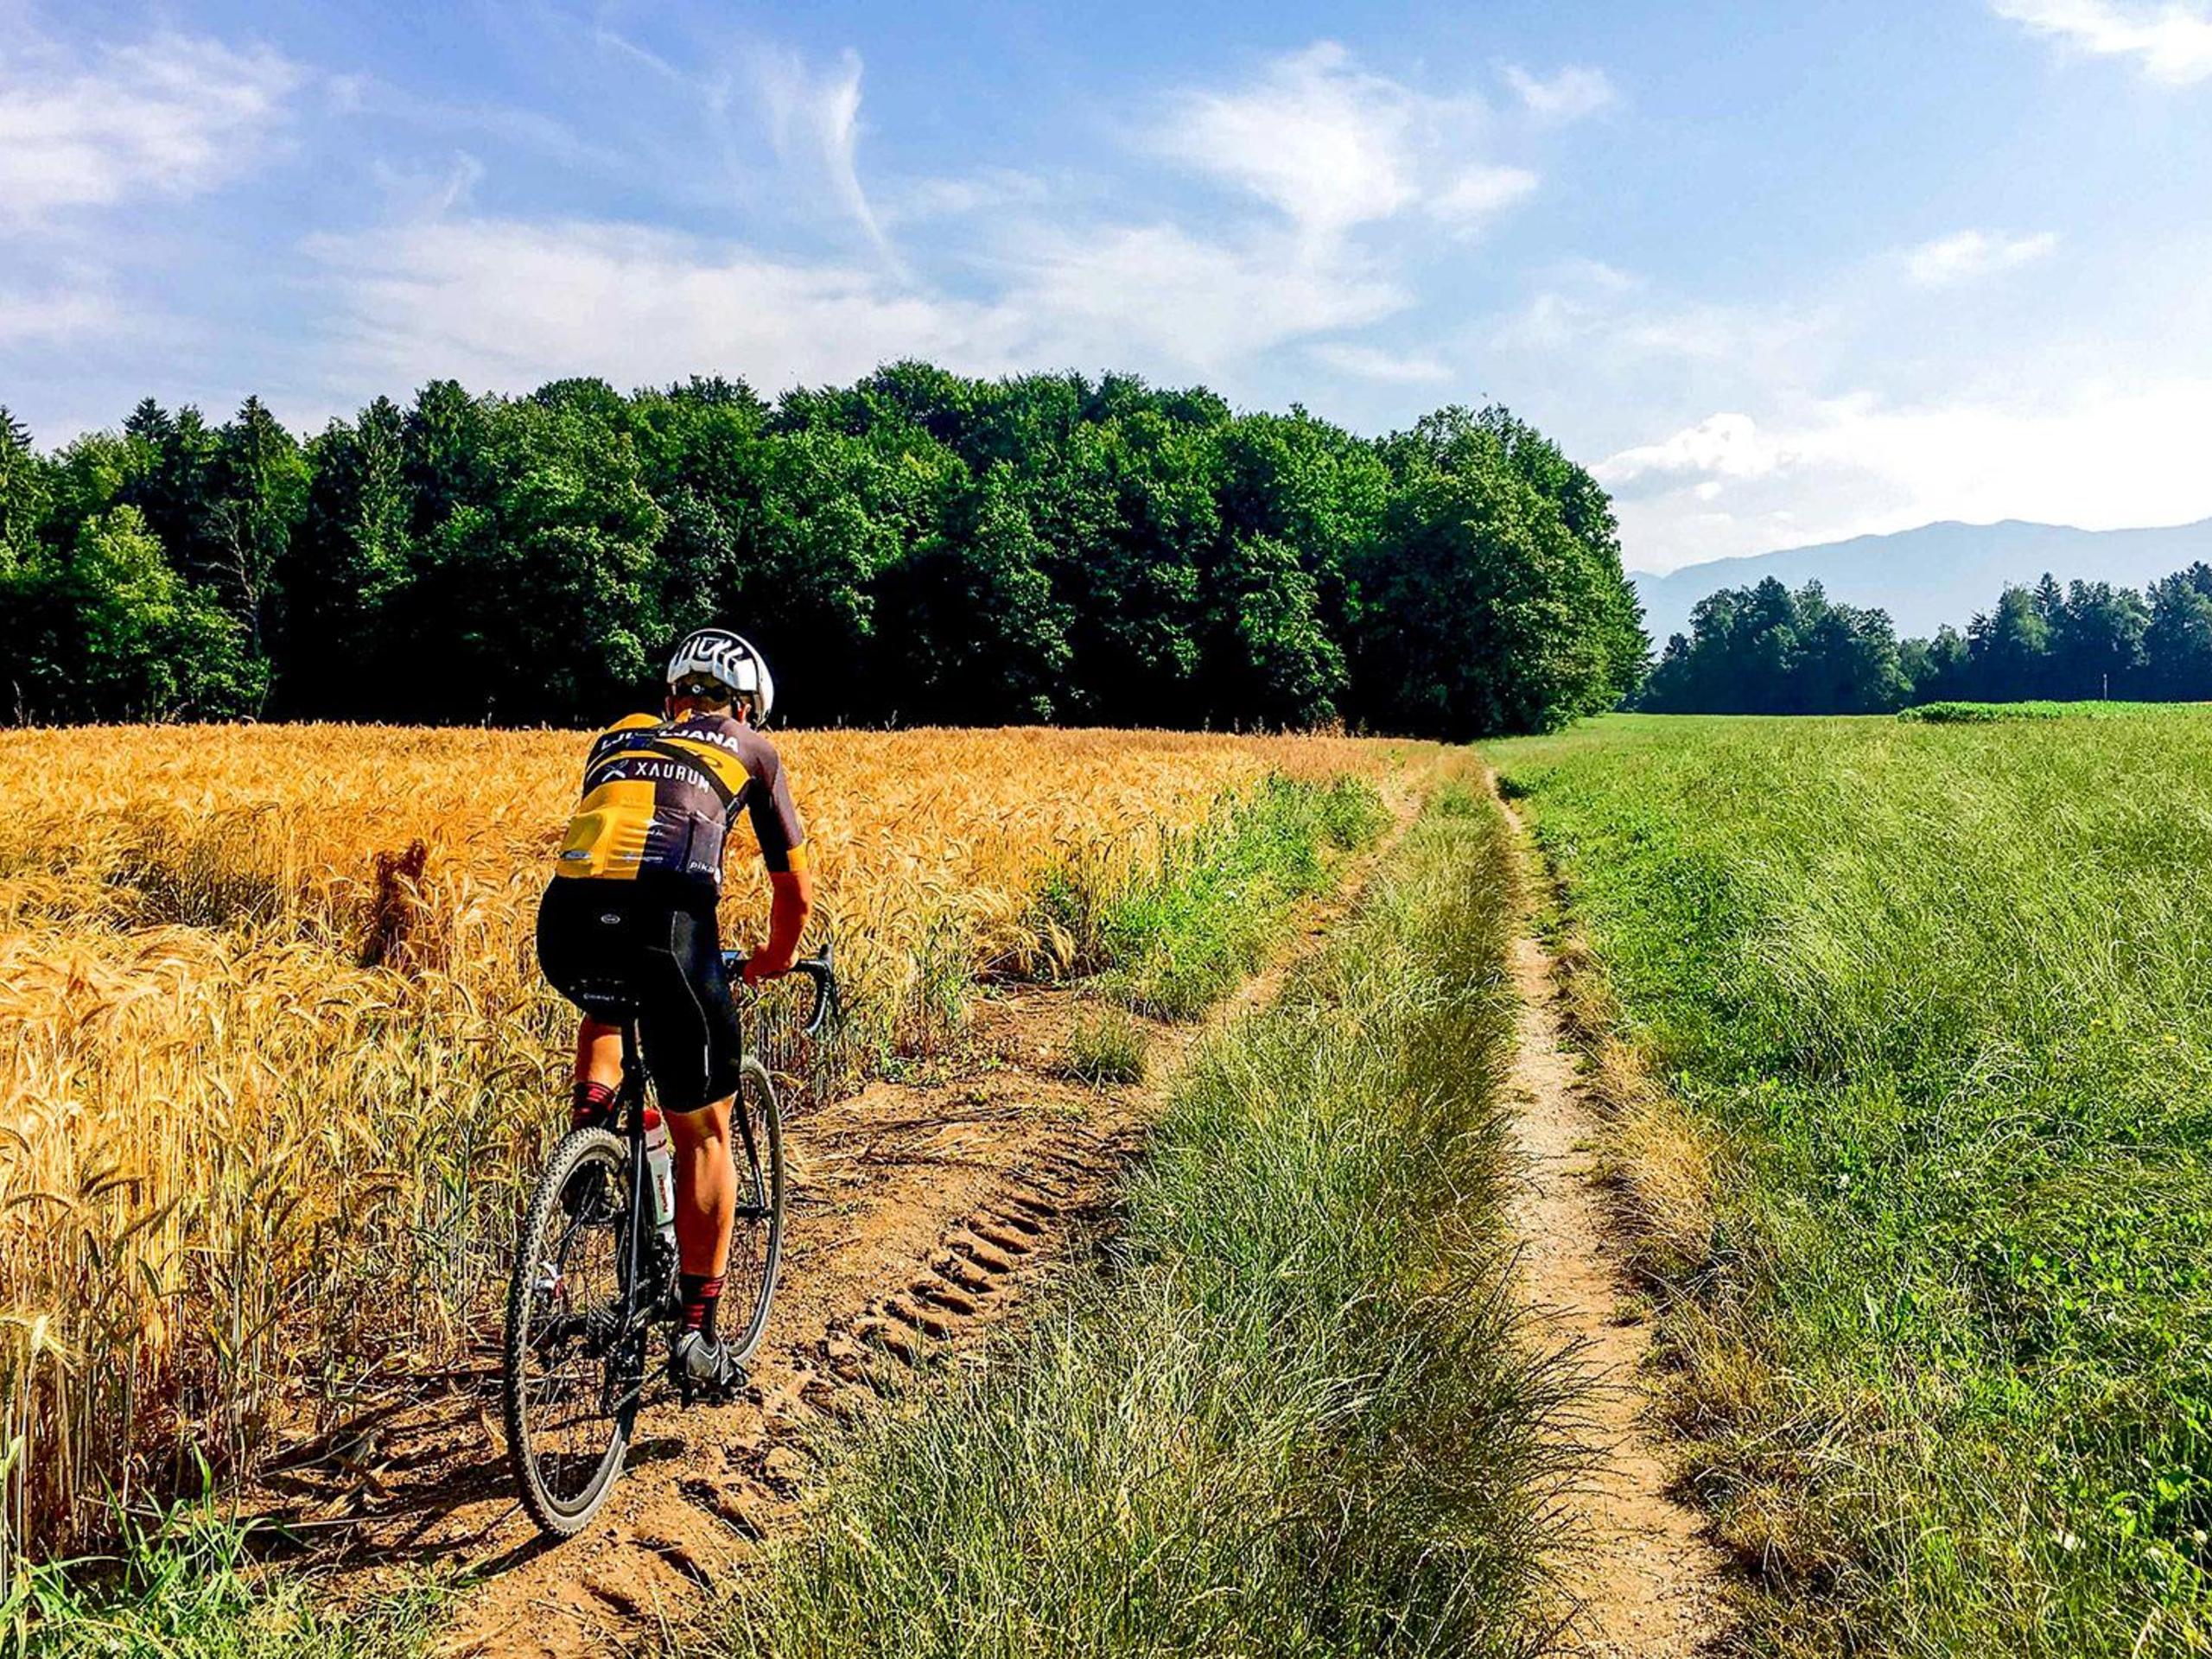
[1492,783,1730,1657]
[256,772,1431,1659]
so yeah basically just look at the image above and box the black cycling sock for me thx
[680,1273,725,1342]
[570,1079,617,1128]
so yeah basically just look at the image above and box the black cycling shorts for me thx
[536,875,743,1113]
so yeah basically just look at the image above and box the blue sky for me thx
[3,0,2209,572]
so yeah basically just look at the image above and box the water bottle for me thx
[642,1103,677,1249]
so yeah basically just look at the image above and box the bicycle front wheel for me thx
[504,1125,641,1536]
[719,1057,786,1363]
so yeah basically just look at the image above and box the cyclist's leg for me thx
[638,891,746,1342]
[537,879,633,1128]
[571,1018,622,1125]
[668,1097,735,1280]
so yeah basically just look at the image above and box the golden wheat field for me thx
[0,723,1414,1575]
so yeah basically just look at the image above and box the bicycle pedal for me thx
[672,1366,747,1408]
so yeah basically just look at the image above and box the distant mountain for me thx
[1631,518,2212,645]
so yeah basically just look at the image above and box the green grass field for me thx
[1491,711,2212,1657]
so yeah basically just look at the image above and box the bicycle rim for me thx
[504,1128,640,1535]
[720,1057,785,1363]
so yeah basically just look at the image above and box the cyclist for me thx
[535,627,812,1392]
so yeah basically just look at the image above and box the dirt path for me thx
[1494,789,1730,1657]
[257,774,1428,1659]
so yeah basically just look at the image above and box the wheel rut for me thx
[1493,783,1731,1656]
[252,774,1430,1659]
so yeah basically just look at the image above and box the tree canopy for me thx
[1640,566,2212,714]
[0,367,1648,736]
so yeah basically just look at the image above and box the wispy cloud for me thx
[1150,42,1428,238]
[1598,412,1792,484]
[0,279,130,347]
[369,151,486,218]
[880,168,1049,226]
[750,46,889,253]
[1004,220,1406,374]
[1308,340,1453,383]
[304,207,1412,401]
[1503,64,1618,121]
[304,218,1006,395]
[1992,0,2212,85]
[296,39,1571,407]
[0,29,303,220]
[1427,164,1539,233]
[1146,42,1536,240]
[1905,227,2060,286]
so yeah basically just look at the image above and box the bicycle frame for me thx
[588,948,836,1414]
[603,1018,666,1417]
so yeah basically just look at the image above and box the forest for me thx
[1638,568,2212,715]
[0,366,1648,740]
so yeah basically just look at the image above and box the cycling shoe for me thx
[671,1330,747,1399]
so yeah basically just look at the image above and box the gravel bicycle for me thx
[502,944,839,1538]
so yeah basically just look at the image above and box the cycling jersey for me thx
[553,712,806,887]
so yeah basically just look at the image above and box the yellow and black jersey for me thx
[554,712,807,887]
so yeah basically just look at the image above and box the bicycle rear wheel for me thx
[718,1057,786,1363]
[504,1125,643,1536]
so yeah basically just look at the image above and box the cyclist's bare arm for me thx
[745,869,812,985]
[741,732,812,986]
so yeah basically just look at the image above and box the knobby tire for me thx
[503,1125,639,1537]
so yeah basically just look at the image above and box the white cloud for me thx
[1147,43,1537,241]
[1992,0,2212,84]
[749,46,888,251]
[0,31,302,219]
[1503,64,1618,121]
[0,283,128,346]
[1428,164,1540,232]
[1906,228,2060,286]
[1598,412,1794,483]
[1307,341,1453,383]
[1606,381,2212,570]
[1486,282,1830,378]
[297,40,1574,407]
[881,168,1049,225]
[305,219,1010,394]
[1151,42,1425,238]
[997,221,1406,373]
[305,211,1406,396]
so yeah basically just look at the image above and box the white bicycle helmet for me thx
[666,627,776,721]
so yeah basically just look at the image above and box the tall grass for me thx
[1077,774,1387,1017]
[706,781,1571,1659]
[3,1504,439,1658]
[0,724,1421,1578]
[1492,710,2212,1656]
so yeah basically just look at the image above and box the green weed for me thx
[4,1504,439,1657]
[1059,1007,1147,1087]
[703,781,1571,1659]
[1096,775,1385,1019]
